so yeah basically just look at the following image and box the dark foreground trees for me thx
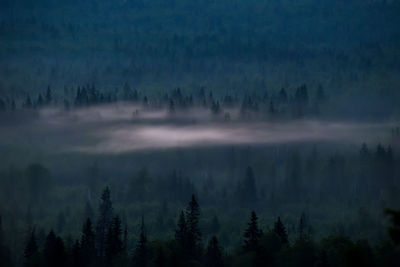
[1,188,395,267]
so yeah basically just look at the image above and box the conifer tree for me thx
[105,215,123,264]
[43,230,65,267]
[186,194,201,257]
[243,211,262,252]
[81,218,96,266]
[45,86,52,105]
[96,187,113,257]
[274,217,288,244]
[205,236,224,267]
[175,211,187,249]
[132,216,148,267]
[24,229,39,267]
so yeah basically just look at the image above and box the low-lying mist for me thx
[0,103,394,155]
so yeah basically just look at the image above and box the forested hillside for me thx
[0,0,400,266]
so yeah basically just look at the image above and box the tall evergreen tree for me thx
[105,215,123,264]
[175,211,187,249]
[70,240,81,267]
[43,230,65,267]
[186,194,202,257]
[243,211,262,252]
[96,187,113,258]
[132,216,148,267]
[274,217,288,245]
[24,229,39,267]
[81,218,96,266]
[45,86,52,105]
[205,236,224,267]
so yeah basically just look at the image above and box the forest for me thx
[1,0,400,266]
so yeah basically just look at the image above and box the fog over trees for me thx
[1,0,400,266]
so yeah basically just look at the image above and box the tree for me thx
[43,230,65,267]
[45,86,52,105]
[70,240,81,267]
[105,215,123,264]
[205,236,224,267]
[175,211,187,249]
[24,229,40,267]
[385,209,400,246]
[298,212,309,241]
[96,187,113,258]
[23,94,32,108]
[36,94,44,108]
[186,194,202,258]
[243,211,263,252]
[132,216,148,267]
[274,217,288,245]
[81,218,96,266]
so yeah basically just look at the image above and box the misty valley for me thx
[1,0,400,267]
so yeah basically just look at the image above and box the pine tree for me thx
[205,236,224,267]
[175,211,187,249]
[24,94,32,109]
[186,194,202,258]
[132,216,148,267]
[105,215,123,264]
[24,229,39,267]
[96,187,113,257]
[70,240,81,267]
[81,218,96,266]
[36,94,44,108]
[297,212,311,242]
[43,230,65,267]
[274,217,288,244]
[45,86,52,105]
[243,211,262,252]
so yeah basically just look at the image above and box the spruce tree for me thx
[45,86,52,105]
[24,229,39,267]
[96,187,113,257]
[243,211,262,252]
[70,240,81,267]
[205,236,224,267]
[175,211,187,249]
[81,218,96,266]
[43,230,65,267]
[274,217,288,244]
[132,216,148,267]
[105,215,123,264]
[186,194,201,257]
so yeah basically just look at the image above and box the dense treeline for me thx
[0,141,399,262]
[1,0,400,118]
[0,83,328,119]
[1,188,399,267]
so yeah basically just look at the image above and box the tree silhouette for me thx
[205,236,224,267]
[132,216,148,267]
[43,230,65,267]
[243,211,263,252]
[175,210,187,250]
[81,218,96,266]
[274,217,288,245]
[96,187,113,258]
[105,215,123,264]
[186,194,202,259]
[24,229,40,267]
